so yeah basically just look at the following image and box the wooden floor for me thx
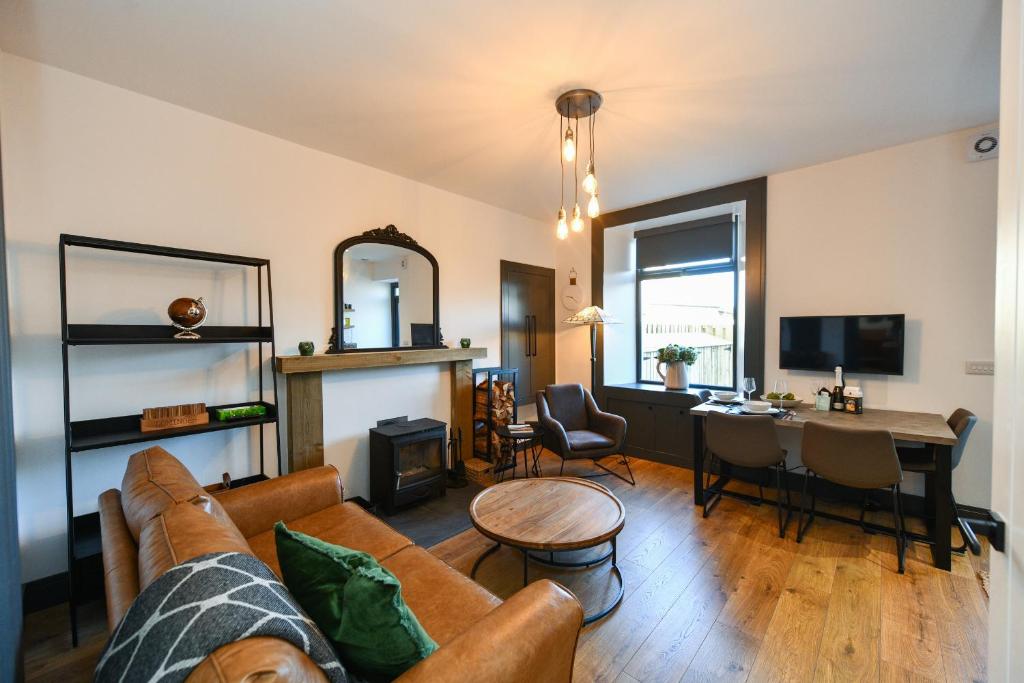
[23,453,988,682]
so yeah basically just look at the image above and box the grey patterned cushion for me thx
[95,552,348,683]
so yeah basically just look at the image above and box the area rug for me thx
[378,482,485,548]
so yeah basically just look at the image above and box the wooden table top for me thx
[690,402,957,445]
[469,477,626,551]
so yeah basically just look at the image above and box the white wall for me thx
[766,126,998,507]
[602,224,638,384]
[555,221,595,389]
[0,54,584,581]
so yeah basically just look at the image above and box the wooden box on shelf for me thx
[140,402,209,432]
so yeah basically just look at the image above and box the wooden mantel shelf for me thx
[277,346,487,473]
[276,347,486,374]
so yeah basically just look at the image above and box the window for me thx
[635,215,737,389]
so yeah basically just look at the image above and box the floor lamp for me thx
[563,305,619,395]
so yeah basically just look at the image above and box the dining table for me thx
[690,401,959,570]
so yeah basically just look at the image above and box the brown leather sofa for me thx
[98,446,584,682]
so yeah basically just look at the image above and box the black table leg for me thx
[930,444,953,571]
[471,542,502,579]
[923,444,936,521]
[693,415,705,505]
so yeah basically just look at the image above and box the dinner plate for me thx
[738,406,780,415]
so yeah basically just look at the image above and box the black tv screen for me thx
[779,314,905,375]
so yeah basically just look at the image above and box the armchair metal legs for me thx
[558,453,636,486]
[593,455,636,486]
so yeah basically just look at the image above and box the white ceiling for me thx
[0,1,1000,222]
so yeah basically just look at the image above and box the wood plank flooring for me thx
[22,452,988,682]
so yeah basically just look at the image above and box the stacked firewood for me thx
[473,379,515,457]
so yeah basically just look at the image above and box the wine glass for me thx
[773,379,788,396]
[742,377,756,401]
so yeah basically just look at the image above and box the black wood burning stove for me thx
[370,418,447,514]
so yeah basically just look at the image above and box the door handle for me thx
[524,315,531,357]
[531,315,538,356]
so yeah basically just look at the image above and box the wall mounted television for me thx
[779,314,905,375]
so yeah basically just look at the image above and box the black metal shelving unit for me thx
[58,234,281,645]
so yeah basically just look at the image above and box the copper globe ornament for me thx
[168,297,207,339]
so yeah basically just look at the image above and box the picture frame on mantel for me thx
[331,224,442,353]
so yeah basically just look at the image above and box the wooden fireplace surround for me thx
[275,347,487,472]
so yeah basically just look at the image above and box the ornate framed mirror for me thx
[331,225,440,352]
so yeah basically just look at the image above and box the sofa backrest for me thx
[117,445,255,589]
[120,445,234,540]
[138,500,253,589]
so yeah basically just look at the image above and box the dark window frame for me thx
[591,177,767,402]
[634,218,739,389]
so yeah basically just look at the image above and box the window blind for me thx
[634,214,734,270]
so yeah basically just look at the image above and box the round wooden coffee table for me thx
[469,477,626,624]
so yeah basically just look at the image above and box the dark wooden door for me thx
[501,261,556,405]
[529,269,555,397]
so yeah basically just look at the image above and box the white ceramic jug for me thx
[657,361,688,390]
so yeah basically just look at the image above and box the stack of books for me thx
[507,423,533,434]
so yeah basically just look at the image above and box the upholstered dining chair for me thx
[536,384,632,485]
[798,421,908,573]
[704,411,791,538]
[896,408,980,555]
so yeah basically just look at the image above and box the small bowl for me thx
[743,400,773,413]
[761,394,803,408]
[711,390,738,401]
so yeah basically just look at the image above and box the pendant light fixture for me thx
[571,115,584,233]
[562,125,576,162]
[556,116,569,240]
[555,89,603,238]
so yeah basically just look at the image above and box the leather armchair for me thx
[536,383,633,484]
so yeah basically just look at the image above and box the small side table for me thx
[494,422,545,480]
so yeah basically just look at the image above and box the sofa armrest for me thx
[585,392,627,446]
[213,466,344,538]
[396,579,583,683]
[98,489,140,632]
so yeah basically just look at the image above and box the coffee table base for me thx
[470,538,624,625]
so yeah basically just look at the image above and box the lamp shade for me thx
[563,305,619,325]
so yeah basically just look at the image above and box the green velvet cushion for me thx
[274,522,438,681]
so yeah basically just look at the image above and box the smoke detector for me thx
[967,129,999,161]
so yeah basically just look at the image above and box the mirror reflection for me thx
[341,243,435,349]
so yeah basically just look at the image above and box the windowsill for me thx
[605,382,705,395]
